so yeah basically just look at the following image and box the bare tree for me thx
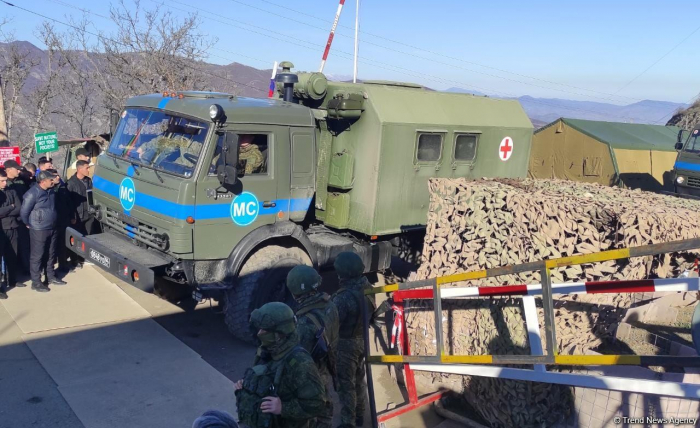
[52,17,100,138]
[0,18,39,144]
[91,0,216,112]
[22,22,70,158]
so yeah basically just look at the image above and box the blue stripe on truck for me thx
[93,175,312,221]
[675,161,700,173]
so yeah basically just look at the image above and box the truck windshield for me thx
[682,129,700,154]
[108,108,210,177]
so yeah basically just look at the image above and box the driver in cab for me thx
[238,134,264,174]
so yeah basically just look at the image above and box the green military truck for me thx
[65,62,533,341]
[673,126,700,199]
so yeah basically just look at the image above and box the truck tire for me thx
[224,245,312,343]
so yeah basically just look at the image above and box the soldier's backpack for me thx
[303,310,337,379]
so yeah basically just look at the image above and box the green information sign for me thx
[35,132,58,154]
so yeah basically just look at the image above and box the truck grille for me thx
[104,207,169,250]
[687,176,700,189]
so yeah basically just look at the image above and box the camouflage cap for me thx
[286,265,321,297]
[334,251,365,279]
[250,302,296,334]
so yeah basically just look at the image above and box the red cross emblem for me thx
[499,137,513,161]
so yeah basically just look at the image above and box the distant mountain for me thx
[445,87,487,96]
[516,96,688,126]
[5,40,688,146]
[444,86,688,126]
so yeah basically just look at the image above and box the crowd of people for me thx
[0,147,96,299]
[195,251,374,428]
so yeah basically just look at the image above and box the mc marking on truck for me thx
[230,192,259,226]
[119,177,136,212]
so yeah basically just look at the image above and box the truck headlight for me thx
[677,176,686,185]
[209,104,223,121]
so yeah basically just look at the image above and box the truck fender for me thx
[225,221,318,278]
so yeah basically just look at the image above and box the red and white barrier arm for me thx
[319,0,346,73]
[393,278,700,301]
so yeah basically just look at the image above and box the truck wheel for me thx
[224,245,311,343]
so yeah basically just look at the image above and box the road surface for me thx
[0,264,447,428]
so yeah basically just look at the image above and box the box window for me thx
[416,133,443,162]
[454,134,478,162]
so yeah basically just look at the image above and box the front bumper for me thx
[669,184,700,201]
[65,227,170,292]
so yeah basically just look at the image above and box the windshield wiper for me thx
[112,156,120,169]
[129,161,141,176]
[152,168,165,184]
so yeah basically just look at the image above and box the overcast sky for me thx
[4,0,700,105]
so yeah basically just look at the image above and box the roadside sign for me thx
[35,132,58,154]
[0,146,20,164]
[499,137,513,161]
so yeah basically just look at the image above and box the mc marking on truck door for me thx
[230,192,259,226]
[119,177,136,212]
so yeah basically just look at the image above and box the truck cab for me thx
[673,127,700,199]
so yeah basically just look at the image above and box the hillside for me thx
[667,100,700,130]
[3,40,690,147]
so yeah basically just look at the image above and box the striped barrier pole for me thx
[319,0,346,73]
[391,277,700,301]
[366,237,700,295]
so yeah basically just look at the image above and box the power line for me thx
[614,22,700,95]
[6,0,266,93]
[7,0,641,122]
[231,0,645,104]
[43,0,274,67]
[158,0,641,121]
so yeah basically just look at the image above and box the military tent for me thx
[529,118,682,192]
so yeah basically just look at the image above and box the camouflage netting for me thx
[405,178,700,427]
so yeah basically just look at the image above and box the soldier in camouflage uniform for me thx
[234,302,326,428]
[331,252,375,428]
[285,265,339,428]
[238,134,264,174]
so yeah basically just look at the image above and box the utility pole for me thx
[0,75,9,145]
[353,0,360,83]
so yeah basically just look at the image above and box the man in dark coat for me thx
[0,169,22,298]
[67,160,96,236]
[4,160,30,274]
[48,169,73,272]
[20,170,66,292]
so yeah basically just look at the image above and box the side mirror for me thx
[217,132,239,186]
[109,109,120,138]
[676,142,684,151]
[678,129,685,144]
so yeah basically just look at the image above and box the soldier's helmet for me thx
[334,251,365,279]
[250,302,296,334]
[286,265,321,298]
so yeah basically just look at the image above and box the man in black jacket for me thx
[67,160,96,235]
[67,160,96,268]
[0,169,22,298]
[48,169,73,272]
[4,159,30,274]
[20,170,66,292]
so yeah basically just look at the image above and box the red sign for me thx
[0,146,20,165]
[499,137,513,161]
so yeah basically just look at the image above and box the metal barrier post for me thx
[433,278,444,361]
[362,291,379,428]
[540,264,558,359]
